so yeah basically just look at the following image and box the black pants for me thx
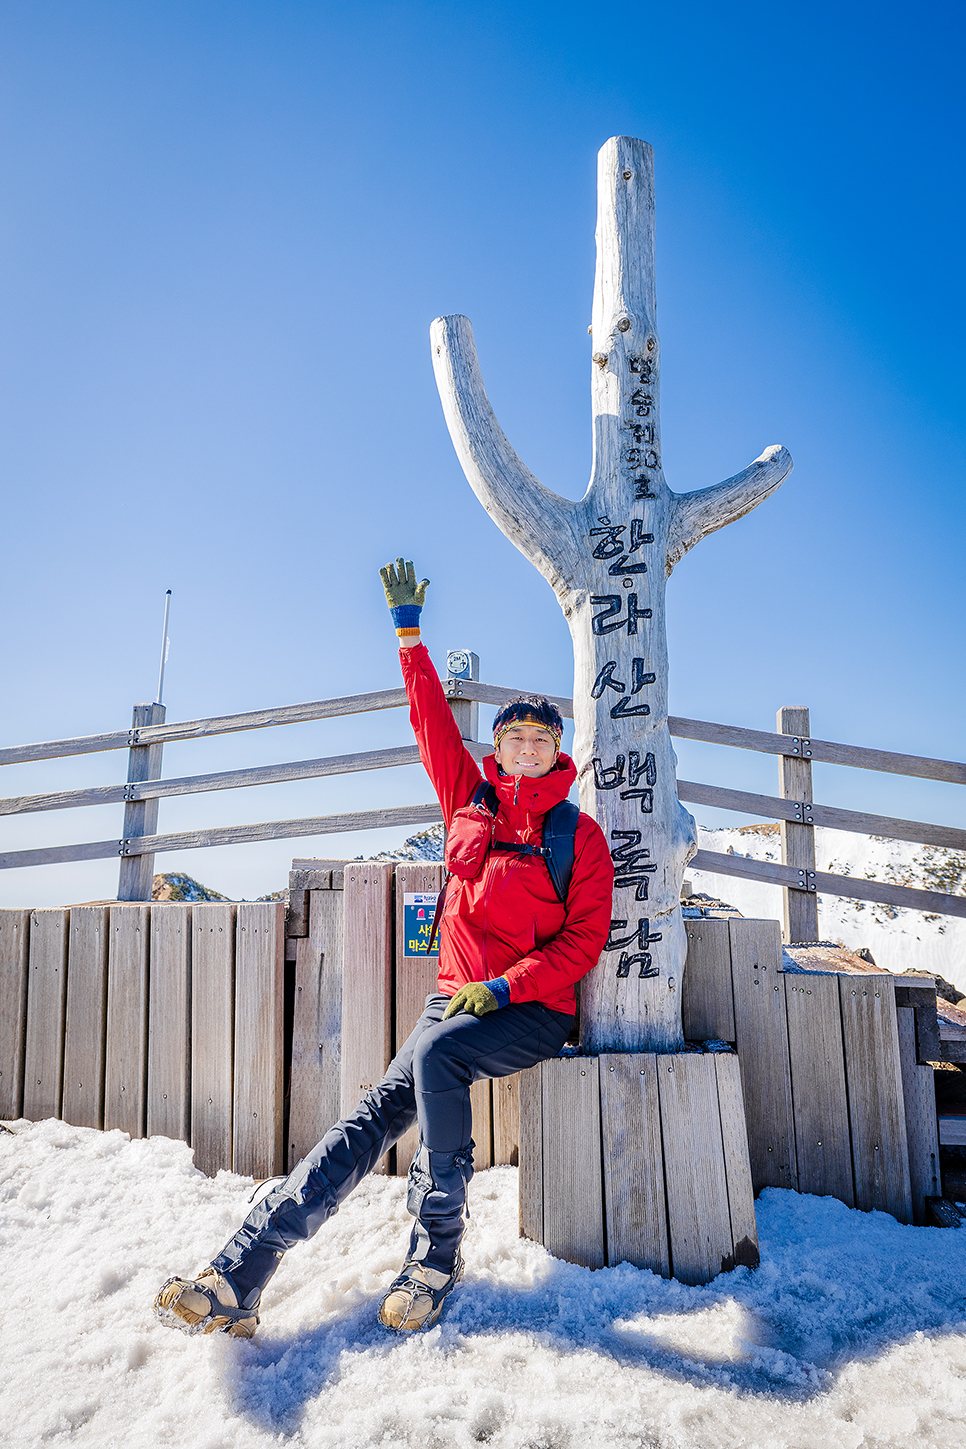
[211,994,572,1307]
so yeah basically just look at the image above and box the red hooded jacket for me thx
[400,643,614,1016]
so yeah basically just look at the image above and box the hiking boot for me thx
[378,1253,463,1332]
[154,1268,259,1338]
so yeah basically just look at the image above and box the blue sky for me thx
[0,0,962,904]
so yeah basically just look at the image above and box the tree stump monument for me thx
[431,137,793,1281]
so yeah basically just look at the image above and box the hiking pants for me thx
[211,994,573,1307]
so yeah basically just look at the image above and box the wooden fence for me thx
[2,875,953,1239]
[0,664,963,933]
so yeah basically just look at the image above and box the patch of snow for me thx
[2,1120,965,1448]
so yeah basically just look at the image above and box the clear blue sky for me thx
[1,0,962,905]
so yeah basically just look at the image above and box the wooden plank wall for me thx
[682,916,924,1226]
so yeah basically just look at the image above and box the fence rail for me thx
[0,668,962,926]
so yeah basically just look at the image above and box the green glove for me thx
[380,558,430,639]
[442,982,500,1019]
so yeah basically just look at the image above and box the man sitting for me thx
[155,559,612,1337]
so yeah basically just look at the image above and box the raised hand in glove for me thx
[379,558,430,640]
[442,978,510,1019]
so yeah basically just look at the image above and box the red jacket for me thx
[400,644,614,1015]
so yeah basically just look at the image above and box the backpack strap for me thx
[542,799,580,904]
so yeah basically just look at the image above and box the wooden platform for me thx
[519,1048,759,1284]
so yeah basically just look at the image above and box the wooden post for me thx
[0,910,30,1120]
[777,706,819,943]
[118,702,165,902]
[446,649,480,740]
[340,862,394,1170]
[432,136,793,1052]
[289,877,344,1171]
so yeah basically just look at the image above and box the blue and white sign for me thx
[403,892,440,959]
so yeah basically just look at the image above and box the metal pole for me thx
[156,590,172,706]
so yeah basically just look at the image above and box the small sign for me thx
[403,892,440,959]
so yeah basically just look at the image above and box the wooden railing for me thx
[1,670,963,923]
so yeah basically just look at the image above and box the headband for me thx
[493,715,562,751]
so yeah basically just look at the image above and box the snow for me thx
[690,826,966,997]
[3,1120,965,1448]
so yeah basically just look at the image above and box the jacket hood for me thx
[482,750,577,810]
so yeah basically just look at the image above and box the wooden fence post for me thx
[446,649,480,740]
[118,702,166,901]
[777,706,819,944]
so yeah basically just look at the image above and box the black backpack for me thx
[428,782,580,950]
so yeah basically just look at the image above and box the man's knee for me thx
[412,1019,474,1094]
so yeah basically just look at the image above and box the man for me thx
[155,559,613,1338]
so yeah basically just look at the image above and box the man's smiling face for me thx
[494,723,558,778]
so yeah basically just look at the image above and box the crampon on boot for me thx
[154,1269,259,1338]
[378,1253,463,1332]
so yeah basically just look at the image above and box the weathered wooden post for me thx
[432,137,793,1053]
[117,702,165,902]
[431,138,791,1279]
[776,705,819,944]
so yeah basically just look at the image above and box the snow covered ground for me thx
[690,826,966,997]
[3,1119,965,1449]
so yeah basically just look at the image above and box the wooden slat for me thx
[289,886,345,1171]
[191,904,236,1175]
[0,804,443,872]
[691,850,966,921]
[0,745,425,817]
[393,863,444,1175]
[62,907,109,1129]
[0,910,30,1119]
[657,1053,733,1285]
[232,902,285,1178]
[670,715,966,785]
[682,918,734,1041]
[896,1006,941,1225]
[470,1078,493,1168]
[147,905,191,1142]
[839,975,913,1222]
[340,864,394,1176]
[678,781,966,853]
[540,1056,604,1268]
[728,918,797,1191]
[0,687,413,766]
[783,973,854,1206]
[22,909,69,1121]
[444,678,574,719]
[600,1053,669,1275]
[714,1053,760,1269]
[518,1064,544,1241]
[492,1072,520,1166]
[103,906,150,1137]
